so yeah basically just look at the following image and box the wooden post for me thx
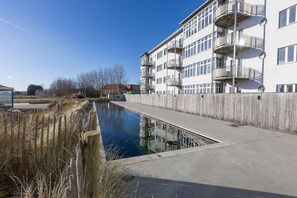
[46,116,50,157]
[28,114,33,155]
[10,114,14,155]
[35,115,39,157]
[64,114,67,149]
[84,130,100,198]
[76,140,85,198]
[53,115,56,145]
[22,115,26,165]
[3,114,7,156]
[17,114,21,159]
[91,111,97,131]
[64,157,78,198]
[40,115,44,156]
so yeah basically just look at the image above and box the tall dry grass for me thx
[0,99,89,197]
[1,99,133,197]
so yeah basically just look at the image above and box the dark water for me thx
[96,103,216,160]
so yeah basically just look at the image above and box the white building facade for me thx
[140,0,297,94]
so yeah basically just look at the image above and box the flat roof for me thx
[180,0,214,25]
[0,85,14,91]
[140,27,183,57]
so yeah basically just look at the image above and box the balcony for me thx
[214,33,264,55]
[214,1,264,28]
[166,78,181,87]
[212,66,261,81]
[167,40,183,54]
[140,84,155,90]
[141,70,154,78]
[141,60,155,67]
[166,59,182,70]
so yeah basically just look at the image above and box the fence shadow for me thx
[124,176,297,198]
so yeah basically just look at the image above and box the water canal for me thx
[96,103,216,160]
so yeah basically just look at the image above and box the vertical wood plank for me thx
[35,115,39,157]
[40,115,44,156]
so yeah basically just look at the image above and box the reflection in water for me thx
[96,103,216,160]
[139,115,215,153]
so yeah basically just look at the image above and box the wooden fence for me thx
[0,111,92,176]
[125,93,297,134]
[64,102,101,198]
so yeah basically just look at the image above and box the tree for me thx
[48,78,77,97]
[27,84,43,95]
[113,64,128,84]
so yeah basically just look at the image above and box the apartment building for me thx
[140,0,297,94]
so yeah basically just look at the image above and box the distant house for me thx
[102,84,140,95]
[0,85,14,108]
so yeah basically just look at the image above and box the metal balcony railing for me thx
[140,84,155,90]
[166,78,181,86]
[212,66,262,81]
[141,70,154,78]
[166,59,182,70]
[214,1,264,28]
[214,33,264,55]
[167,40,183,54]
[141,60,155,67]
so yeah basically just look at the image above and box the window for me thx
[287,45,294,62]
[287,85,293,92]
[276,85,284,92]
[157,64,162,72]
[279,9,287,27]
[278,47,286,64]
[289,6,296,24]
[279,5,297,27]
[163,62,167,69]
[157,51,163,59]
[184,2,216,39]
[164,48,167,56]
[157,78,162,84]
[278,44,297,64]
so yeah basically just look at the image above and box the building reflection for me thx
[139,115,214,153]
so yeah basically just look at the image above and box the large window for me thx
[157,51,163,59]
[157,64,162,72]
[279,5,296,28]
[156,78,162,84]
[276,85,284,92]
[183,2,216,39]
[276,84,297,92]
[183,33,214,60]
[278,44,297,64]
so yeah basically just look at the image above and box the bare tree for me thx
[48,78,77,97]
[113,64,128,84]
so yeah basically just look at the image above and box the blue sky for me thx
[0,0,203,91]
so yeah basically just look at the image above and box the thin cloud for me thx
[7,75,16,79]
[0,17,43,40]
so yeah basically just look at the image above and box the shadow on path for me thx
[124,176,297,198]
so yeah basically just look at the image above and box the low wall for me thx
[125,93,297,134]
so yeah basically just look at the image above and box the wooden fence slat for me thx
[3,114,8,155]
[46,116,50,157]
[35,115,39,157]
[53,115,56,145]
[22,115,26,165]
[41,115,44,156]
[10,114,14,154]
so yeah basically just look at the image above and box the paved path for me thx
[14,103,49,110]
[113,102,297,197]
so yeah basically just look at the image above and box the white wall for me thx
[264,0,297,92]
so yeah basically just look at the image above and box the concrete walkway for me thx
[113,102,297,197]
